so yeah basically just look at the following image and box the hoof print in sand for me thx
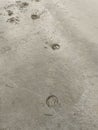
[31,14,40,20]
[7,10,13,16]
[51,44,60,50]
[46,95,59,108]
[16,1,29,9]
[7,16,19,24]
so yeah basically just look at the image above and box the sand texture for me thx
[0,0,98,129]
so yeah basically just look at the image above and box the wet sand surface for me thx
[0,0,98,129]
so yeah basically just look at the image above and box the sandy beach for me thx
[0,0,98,129]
